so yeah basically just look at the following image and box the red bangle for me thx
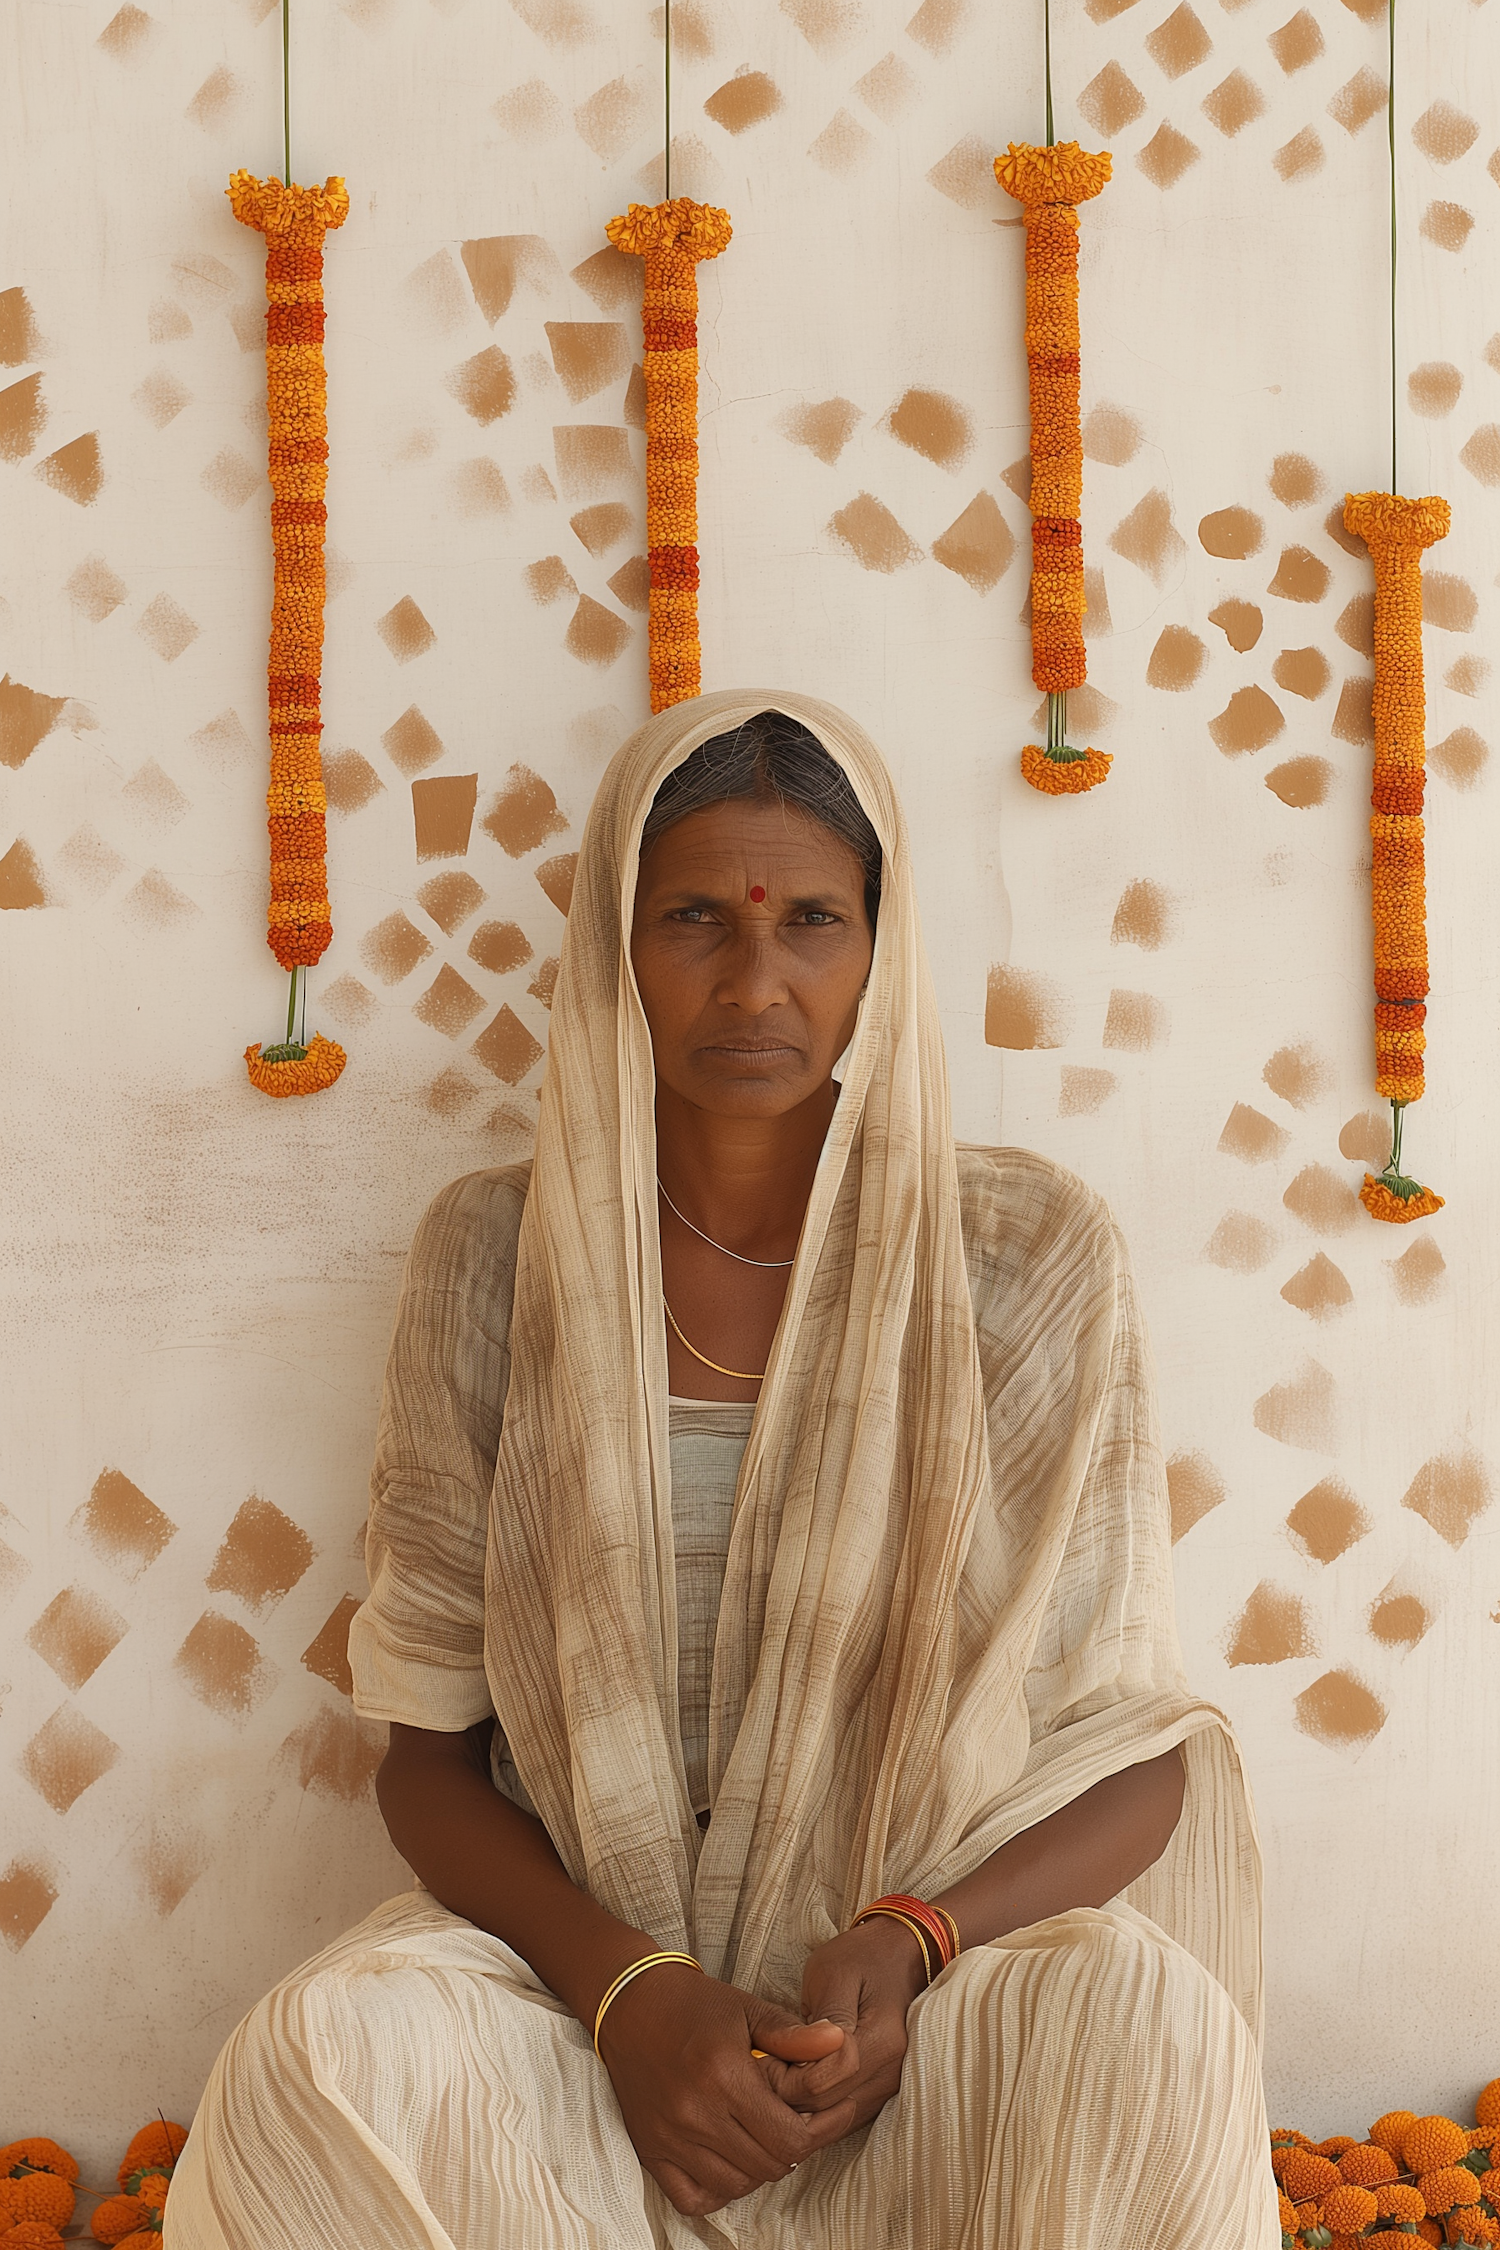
[853,1892,959,1973]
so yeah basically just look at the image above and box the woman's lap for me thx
[166,1893,1276,2250]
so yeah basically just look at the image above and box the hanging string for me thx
[282,0,291,190]
[1043,0,1068,756]
[1387,0,1397,492]
[663,0,672,200]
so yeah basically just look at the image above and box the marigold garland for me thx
[995,141,1113,795]
[1343,490,1449,1223]
[604,198,732,713]
[1272,2082,1500,2249]
[229,169,349,1098]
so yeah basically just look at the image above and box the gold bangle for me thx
[592,1950,702,2055]
[852,1907,936,1986]
[935,1905,962,1959]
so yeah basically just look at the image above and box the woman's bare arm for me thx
[934,1745,1187,1945]
[376,1720,656,2025]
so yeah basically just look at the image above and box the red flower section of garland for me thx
[604,199,732,713]
[228,171,348,972]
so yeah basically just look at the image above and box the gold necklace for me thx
[663,1297,764,1383]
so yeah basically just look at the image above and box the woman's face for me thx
[630,796,875,1119]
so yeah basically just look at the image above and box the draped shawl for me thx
[353,689,1263,2037]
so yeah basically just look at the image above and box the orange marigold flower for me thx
[1322,2182,1379,2232]
[1419,2223,1446,2246]
[1419,2165,1481,2213]
[1450,2212,1500,2246]
[1339,2144,1399,2187]
[1403,2119,1472,2175]
[1480,2170,1500,2202]
[1282,2151,1343,2202]
[1278,2191,1299,2230]
[1361,1174,1445,1225]
[0,2180,72,2232]
[0,2150,76,2192]
[1319,2137,1360,2158]
[91,2197,153,2246]
[1020,743,1112,795]
[0,2225,70,2249]
[244,1032,347,1099]
[1478,2084,1500,2132]
[1375,2183,1428,2223]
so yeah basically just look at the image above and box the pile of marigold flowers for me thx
[1273,2077,1500,2247]
[0,2120,186,2248]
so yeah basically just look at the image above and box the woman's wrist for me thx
[843,1910,930,2004]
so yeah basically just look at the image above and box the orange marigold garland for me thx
[995,141,1113,796]
[1270,2083,1500,2249]
[228,169,349,1098]
[1343,489,1449,1224]
[604,198,732,713]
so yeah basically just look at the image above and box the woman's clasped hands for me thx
[598,1917,929,2217]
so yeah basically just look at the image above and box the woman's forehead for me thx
[637,798,866,881]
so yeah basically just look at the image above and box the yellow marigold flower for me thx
[1322,2182,1379,2232]
[1404,2118,1471,2175]
[1478,2083,1500,2132]
[1339,2143,1398,2187]
[1376,2182,1428,2223]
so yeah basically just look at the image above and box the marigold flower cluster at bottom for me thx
[1271,2081,1500,2248]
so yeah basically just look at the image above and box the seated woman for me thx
[168,693,1276,2250]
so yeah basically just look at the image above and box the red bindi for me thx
[749,884,766,902]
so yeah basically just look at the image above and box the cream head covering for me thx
[483,690,1262,2027]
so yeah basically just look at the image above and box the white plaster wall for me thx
[2,0,1496,2170]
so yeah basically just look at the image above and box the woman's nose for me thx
[715,936,790,1013]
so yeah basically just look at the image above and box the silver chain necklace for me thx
[656,1178,796,1268]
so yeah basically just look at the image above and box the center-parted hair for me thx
[638,707,883,929]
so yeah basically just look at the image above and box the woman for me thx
[169,692,1276,2249]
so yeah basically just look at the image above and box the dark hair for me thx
[639,709,883,928]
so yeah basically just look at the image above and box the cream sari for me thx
[168,691,1277,2250]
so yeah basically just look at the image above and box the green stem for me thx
[1048,691,1067,752]
[285,965,299,1045]
[1388,1097,1404,1176]
[663,0,671,199]
[282,0,291,188]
